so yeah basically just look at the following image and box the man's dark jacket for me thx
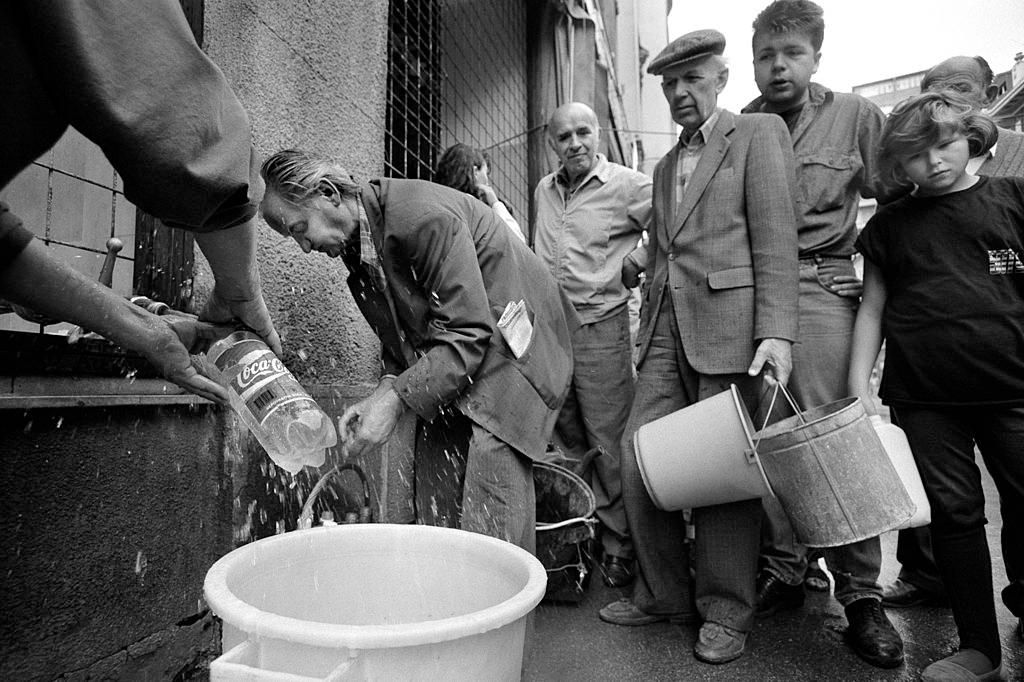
[344,179,578,458]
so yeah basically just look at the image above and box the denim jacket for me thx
[744,83,897,257]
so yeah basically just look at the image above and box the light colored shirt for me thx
[533,153,652,324]
[967,141,997,175]
[675,110,721,210]
[352,200,386,291]
[491,200,527,243]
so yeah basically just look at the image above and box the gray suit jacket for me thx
[637,109,800,375]
[980,127,1024,178]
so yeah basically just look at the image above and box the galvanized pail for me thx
[755,393,914,547]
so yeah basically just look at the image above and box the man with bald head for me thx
[598,29,798,665]
[921,56,1024,176]
[533,101,652,588]
[882,56,1024,636]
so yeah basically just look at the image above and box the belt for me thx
[798,254,851,263]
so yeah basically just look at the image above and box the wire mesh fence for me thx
[386,0,530,222]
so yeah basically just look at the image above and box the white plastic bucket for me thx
[870,415,931,529]
[633,385,773,510]
[203,524,547,681]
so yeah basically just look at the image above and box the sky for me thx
[667,0,1024,112]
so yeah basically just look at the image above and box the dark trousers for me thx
[415,412,536,553]
[893,404,1024,664]
[554,307,635,559]
[621,293,762,632]
[893,526,947,594]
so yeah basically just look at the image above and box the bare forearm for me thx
[0,240,161,346]
[847,310,884,400]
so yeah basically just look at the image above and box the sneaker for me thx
[922,649,1002,681]
[844,598,904,669]
[693,622,747,664]
[755,570,805,617]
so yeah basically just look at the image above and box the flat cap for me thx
[647,29,725,75]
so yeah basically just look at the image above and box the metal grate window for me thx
[386,0,529,221]
[385,0,442,182]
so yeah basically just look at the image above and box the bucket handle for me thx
[297,463,373,529]
[536,516,598,533]
[752,382,807,452]
[212,640,359,681]
[732,385,778,499]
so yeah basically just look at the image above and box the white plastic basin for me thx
[203,524,546,681]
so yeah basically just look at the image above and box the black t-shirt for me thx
[773,103,805,134]
[856,175,1024,406]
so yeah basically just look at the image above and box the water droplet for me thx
[134,550,148,576]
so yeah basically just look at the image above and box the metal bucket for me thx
[533,461,597,602]
[755,394,914,547]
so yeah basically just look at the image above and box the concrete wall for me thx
[0,3,403,679]
[202,0,390,387]
[0,405,229,680]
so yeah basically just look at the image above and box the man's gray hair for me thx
[260,149,361,205]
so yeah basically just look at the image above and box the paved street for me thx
[524,465,1022,681]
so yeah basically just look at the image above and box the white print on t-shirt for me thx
[988,249,1024,275]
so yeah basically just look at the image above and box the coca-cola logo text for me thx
[237,355,286,389]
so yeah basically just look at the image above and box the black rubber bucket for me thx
[533,461,597,602]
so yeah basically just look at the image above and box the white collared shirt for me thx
[967,141,998,175]
[675,110,721,208]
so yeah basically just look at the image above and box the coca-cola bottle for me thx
[207,331,337,474]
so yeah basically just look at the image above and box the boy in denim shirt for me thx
[741,0,905,669]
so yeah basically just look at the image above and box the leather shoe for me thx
[601,555,635,588]
[881,578,948,608]
[598,598,698,626]
[844,598,904,669]
[755,570,805,617]
[693,622,747,664]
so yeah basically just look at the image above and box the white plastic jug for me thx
[869,415,931,528]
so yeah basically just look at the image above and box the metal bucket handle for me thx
[732,384,779,499]
[297,463,373,528]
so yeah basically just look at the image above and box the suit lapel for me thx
[659,146,680,244]
[669,111,733,243]
[351,182,417,368]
